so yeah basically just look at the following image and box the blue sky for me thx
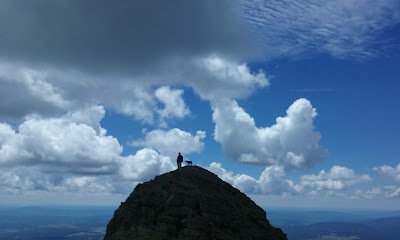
[0,0,399,209]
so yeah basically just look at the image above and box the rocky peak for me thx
[104,166,287,240]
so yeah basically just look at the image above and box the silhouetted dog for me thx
[185,160,192,166]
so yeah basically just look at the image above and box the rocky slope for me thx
[104,166,287,240]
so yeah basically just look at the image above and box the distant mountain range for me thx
[267,209,400,240]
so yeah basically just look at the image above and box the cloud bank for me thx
[300,166,371,191]
[208,162,372,198]
[0,105,202,194]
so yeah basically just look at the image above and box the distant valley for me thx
[0,206,114,240]
[0,206,399,240]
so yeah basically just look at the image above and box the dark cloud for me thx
[0,65,70,120]
[0,0,257,73]
[0,77,59,119]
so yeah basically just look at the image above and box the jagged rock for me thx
[104,166,287,240]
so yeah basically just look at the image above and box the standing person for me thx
[177,152,183,169]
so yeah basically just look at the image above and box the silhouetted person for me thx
[177,152,183,169]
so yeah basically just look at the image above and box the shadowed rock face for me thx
[104,166,287,240]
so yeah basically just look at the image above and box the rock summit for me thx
[104,166,287,240]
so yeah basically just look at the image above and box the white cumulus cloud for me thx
[0,106,122,174]
[155,86,190,126]
[188,55,268,101]
[208,162,259,193]
[300,166,371,191]
[131,128,206,158]
[208,162,373,197]
[354,186,400,199]
[118,148,175,182]
[0,167,115,194]
[63,176,113,193]
[207,162,299,195]
[0,102,198,195]
[0,107,122,173]
[213,98,327,169]
[0,56,267,126]
[258,165,300,195]
[373,163,400,183]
